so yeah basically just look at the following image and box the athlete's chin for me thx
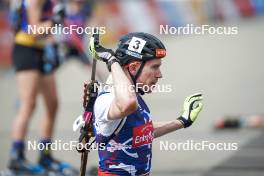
[145,84,157,94]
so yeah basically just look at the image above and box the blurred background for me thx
[0,0,264,176]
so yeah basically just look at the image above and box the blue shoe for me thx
[39,155,79,176]
[8,158,45,175]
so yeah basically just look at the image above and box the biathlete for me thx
[83,32,204,175]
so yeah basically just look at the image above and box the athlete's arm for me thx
[108,62,138,120]
[153,93,203,138]
[89,36,138,121]
[153,120,184,138]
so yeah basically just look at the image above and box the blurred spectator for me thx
[9,0,77,175]
[61,0,107,81]
[215,114,264,129]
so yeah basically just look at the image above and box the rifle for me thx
[73,29,99,176]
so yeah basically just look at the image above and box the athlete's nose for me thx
[156,69,162,79]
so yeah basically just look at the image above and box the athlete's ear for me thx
[128,61,141,74]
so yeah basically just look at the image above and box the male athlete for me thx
[87,32,203,175]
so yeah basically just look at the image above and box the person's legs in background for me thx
[38,72,78,174]
[39,73,58,141]
[9,70,45,174]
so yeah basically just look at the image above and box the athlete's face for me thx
[137,59,163,93]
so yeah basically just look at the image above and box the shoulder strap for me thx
[102,116,127,145]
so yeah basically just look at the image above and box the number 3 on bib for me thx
[128,37,146,53]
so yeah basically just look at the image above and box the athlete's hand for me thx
[89,35,119,71]
[177,93,203,128]
[82,81,98,109]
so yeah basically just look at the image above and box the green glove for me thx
[177,93,203,128]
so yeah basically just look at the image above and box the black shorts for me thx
[12,44,58,74]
